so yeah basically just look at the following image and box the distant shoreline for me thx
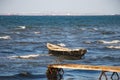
[0,14,120,16]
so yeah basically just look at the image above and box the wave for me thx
[80,28,98,31]
[57,43,66,47]
[34,31,40,34]
[9,54,40,59]
[8,54,50,59]
[100,30,115,35]
[0,71,45,79]
[14,32,21,34]
[84,55,120,63]
[102,56,120,61]
[97,40,120,44]
[92,28,98,31]
[83,41,92,44]
[17,26,26,29]
[80,28,86,30]
[105,46,120,49]
[0,36,11,40]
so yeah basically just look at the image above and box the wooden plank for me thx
[48,64,120,72]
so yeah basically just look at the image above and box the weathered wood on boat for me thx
[47,43,87,57]
[48,64,120,72]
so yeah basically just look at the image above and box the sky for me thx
[0,0,120,15]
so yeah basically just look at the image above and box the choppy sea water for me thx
[0,15,120,80]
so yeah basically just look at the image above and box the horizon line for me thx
[0,14,119,16]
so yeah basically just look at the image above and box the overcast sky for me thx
[0,0,120,15]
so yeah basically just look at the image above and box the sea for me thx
[0,15,120,80]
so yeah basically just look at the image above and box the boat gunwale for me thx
[47,43,86,52]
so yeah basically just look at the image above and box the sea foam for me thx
[8,54,50,59]
[106,46,120,49]
[34,31,40,34]
[0,36,11,40]
[98,40,120,44]
[57,43,66,47]
[18,26,26,29]
[9,54,40,59]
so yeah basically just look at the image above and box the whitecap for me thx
[98,40,120,44]
[9,54,40,59]
[18,26,26,29]
[57,43,66,47]
[106,46,120,49]
[34,31,40,34]
[0,36,11,40]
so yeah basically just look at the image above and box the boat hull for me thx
[49,49,86,56]
[47,43,87,58]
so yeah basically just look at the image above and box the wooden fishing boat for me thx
[47,43,87,58]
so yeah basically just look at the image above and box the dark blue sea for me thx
[0,15,120,80]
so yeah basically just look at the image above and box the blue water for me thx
[0,15,120,80]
